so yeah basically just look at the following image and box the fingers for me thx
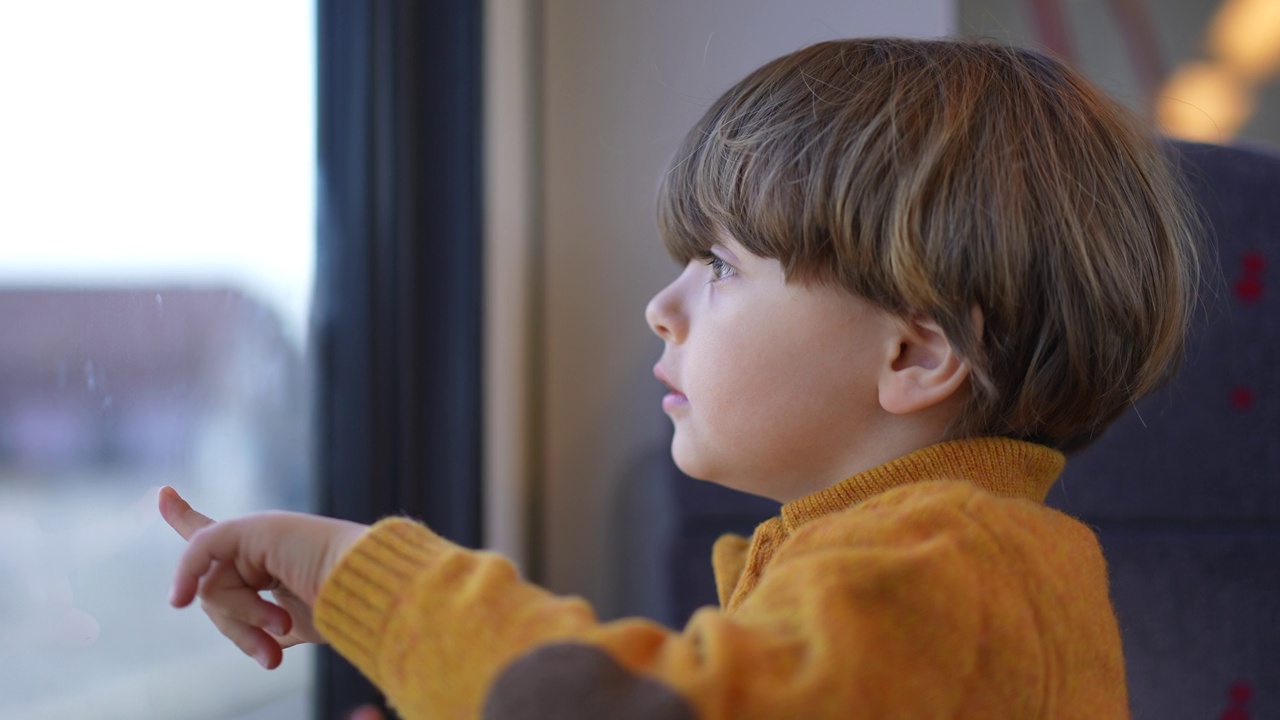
[169,528,215,607]
[158,486,215,541]
[269,586,324,646]
[207,609,284,669]
[169,520,274,608]
[201,564,294,637]
[197,561,293,669]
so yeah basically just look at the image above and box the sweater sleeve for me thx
[312,491,1053,720]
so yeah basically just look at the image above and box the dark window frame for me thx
[314,0,483,716]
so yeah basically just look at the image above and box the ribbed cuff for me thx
[314,517,451,683]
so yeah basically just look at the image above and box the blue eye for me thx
[703,254,737,282]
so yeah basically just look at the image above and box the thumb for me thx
[158,486,215,541]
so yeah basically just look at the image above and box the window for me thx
[0,2,316,717]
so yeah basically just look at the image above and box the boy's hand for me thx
[159,487,368,668]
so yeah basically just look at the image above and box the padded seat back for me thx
[1047,140,1280,719]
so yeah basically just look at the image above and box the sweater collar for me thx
[779,437,1065,533]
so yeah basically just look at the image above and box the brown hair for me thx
[657,38,1202,452]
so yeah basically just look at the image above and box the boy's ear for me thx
[878,315,972,416]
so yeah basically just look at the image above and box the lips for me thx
[653,364,689,412]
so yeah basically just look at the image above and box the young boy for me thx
[163,38,1200,719]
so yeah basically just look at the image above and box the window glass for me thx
[0,2,316,717]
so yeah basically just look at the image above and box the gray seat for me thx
[1047,140,1280,719]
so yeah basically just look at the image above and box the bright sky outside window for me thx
[0,0,315,346]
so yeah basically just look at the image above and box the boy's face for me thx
[646,235,903,502]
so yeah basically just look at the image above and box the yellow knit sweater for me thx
[314,437,1129,719]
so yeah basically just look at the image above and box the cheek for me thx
[674,324,780,468]
[688,321,845,436]
[688,315,882,449]
[685,319,777,410]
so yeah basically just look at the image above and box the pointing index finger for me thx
[158,486,215,541]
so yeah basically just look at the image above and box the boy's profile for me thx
[162,38,1200,719]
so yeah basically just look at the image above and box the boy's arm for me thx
[314,512,1007,720]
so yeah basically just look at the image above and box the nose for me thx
[645,276,686,343]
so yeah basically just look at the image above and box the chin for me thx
[670,440,770,498]
[669,435,715,482]
[670,451,709,481]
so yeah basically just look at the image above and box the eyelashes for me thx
[699,252,738,282]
